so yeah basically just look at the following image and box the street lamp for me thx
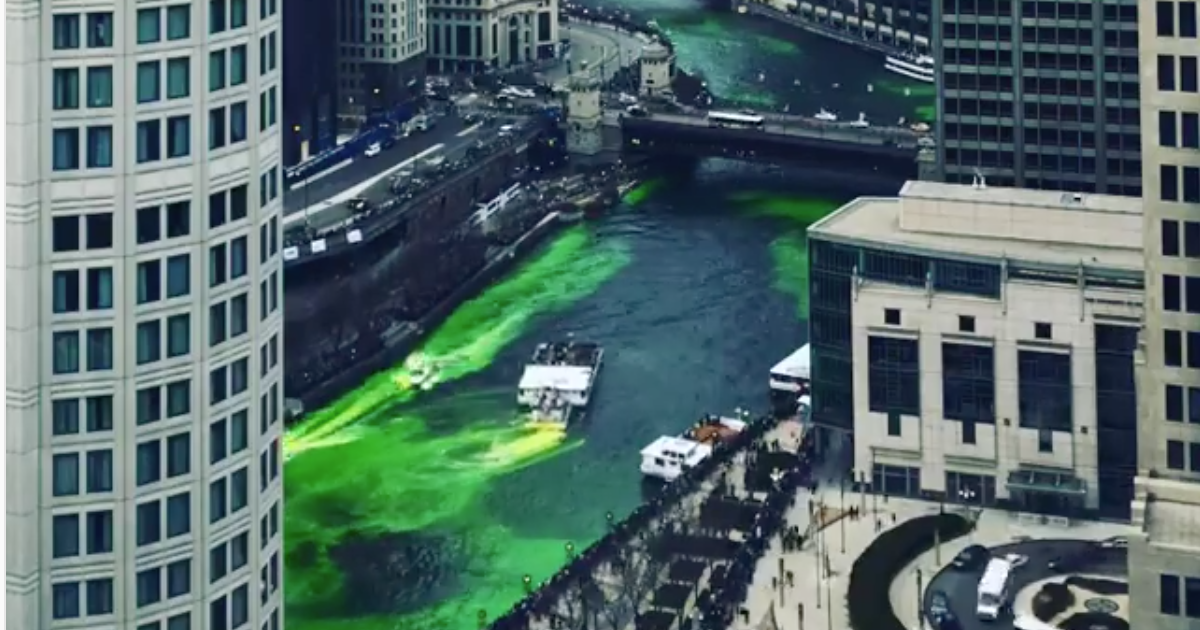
[522,574,533,595]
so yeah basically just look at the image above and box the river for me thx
[284,2,932,628]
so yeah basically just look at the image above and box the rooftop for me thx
[809,180,1144,273]
[518,365,593,393]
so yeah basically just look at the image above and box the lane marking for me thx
[285,143,446,226]
[289,157,354,191]
[456,123,483,138]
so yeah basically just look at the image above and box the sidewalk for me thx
[738,492,1133,630]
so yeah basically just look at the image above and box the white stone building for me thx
[1126,0,1200,623]
[807,181,1144,518]
[426,0,558,73]
[7,0,284,627]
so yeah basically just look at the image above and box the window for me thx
[52,216,79,251]
[210,49,227,91]
[53,14,81,49]
[886,411,901,436]
[1185,113,1200,149]
[210,478,228,523]
[210,190,228,228]
[136,500,161,546]
[1189,277,1200,313]
[1184,56,1199,92]
[85,510,112,553]
[137,320,162,365]
[230,185,248,221]
[168,559,191,598]
[884,308,901,326]
[85,213,112,249]
[137,61,161,103]
[53,331,80,374]
[1165,274,1182,311]
[1167,329,1184,366]
[53,270,80,313]
[211,302,228,346]
[167,115,191,158]
[958,315,975,333]
[1162,574,1181,615]
[137,119,162,163]
[86,578,114,615]
[211,108,231,153]
[167,492,191,537]
[53,454,80,497]
[1187,222,1200,257]
[138,260,162,304]
[1018,350,1072,431]
[231,532,248,569]
[1165,219,1181,256]
[259,86,277,130]
[1161,55,1177,91]
[85,395,113,432]
[136,440,161,486]
[1182,1,1198,37]
[1034,322,1052,340]
[52,513,80,558]
[86,66,112,107]
[167,4,191,39]
[232,0,248,26]
[1168,385,1185,422]
[230,296,248,339]
[231,357,248,394]
[137,207,160,244]
[231,236,248,277]
[52,128,80,171]
[86,268,113,310]
[212,419,228,463]
[232,583,249,627]
[211,543,229,584]
[52,68,80,110]
[167,380,191,417]
[1187,166,1200,204]
[869,337,920,415]
[1162,111,1179,147]
[167,202,191,238]
[169,613,192,630]
[52,582,80,619]
[86,12,113,47]
[211,243,228,286]
[167,57,190,99]
[52,400,80,435]
[1168,439,1186,469]
[231,410,248,453]
[1186,577,1200,617]
[231,467,248,511]
[86,449,113,492]
[210,0,227,32]
[230,44,247,85]
[167,433,191,477]
[138,386,162,425]
[230,101,248,143]
[1038,428,1053,452]
[136,567,162,607]
[1191,331,1200,369]
[137,8,161,43]
[962,421,976,444]
[166,254,191,298]
[167,314,191,357]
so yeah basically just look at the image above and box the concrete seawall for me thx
[295,213,568,411]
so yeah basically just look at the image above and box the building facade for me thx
[426,0,559,73]
[934,0,1143,195]
[283,0,339,165]
[808,182,1143,518]
[336,0,427,125]
[1127,0,1200,625]
[7,0,285,627]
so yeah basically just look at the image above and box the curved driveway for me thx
[922,540,1126,630]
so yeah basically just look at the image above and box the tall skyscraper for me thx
[336,0,427,125]
[6,0,285,627]
[934,0,1144,195]
[1128,0,1200,624]
[284,0,340,165]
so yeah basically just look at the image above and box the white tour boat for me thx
[640,415,748,482]
[814,108,838,122]
[884,54,935,84]
[517,341,603,426]
[769,344,811,416]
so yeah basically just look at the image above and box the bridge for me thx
[611,110,928,179]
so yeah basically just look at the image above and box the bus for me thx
[706,111,765,129]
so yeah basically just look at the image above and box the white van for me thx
[976,557,1013,620]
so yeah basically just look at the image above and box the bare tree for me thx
[556,574,595,630]
[594,542,660,630]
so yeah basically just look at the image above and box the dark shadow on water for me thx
[331,530,471,617]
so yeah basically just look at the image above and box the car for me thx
[927,590,952,619]
[951,544,991,570]
[1047,553,1088,573]
[363,142,382,158]
[626,105,648,117]
[1097,536,1128,550]
[347,198,370,214]
[931,611,961,630]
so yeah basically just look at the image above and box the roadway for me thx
[283,116,468,216]
[543,20,650,86]
[609,110,924,146]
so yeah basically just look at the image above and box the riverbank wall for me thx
[292,212,568,411]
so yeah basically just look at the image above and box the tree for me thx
[594,541,660,630]
[556,573,599,630]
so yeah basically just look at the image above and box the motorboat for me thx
[399,354,439,391]
[518,341,604,427]
[814,108,838,122]
[849,112,870,128]
[640,415,748,482]
[884,53,935,84]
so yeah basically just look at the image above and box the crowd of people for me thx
[484,416,808,630]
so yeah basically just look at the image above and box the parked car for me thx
[927,590,952,619]
[951,544,991,570]
[363,142,382,158]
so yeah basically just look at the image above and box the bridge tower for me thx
[566,74,603,156]
[639,43,674,98]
